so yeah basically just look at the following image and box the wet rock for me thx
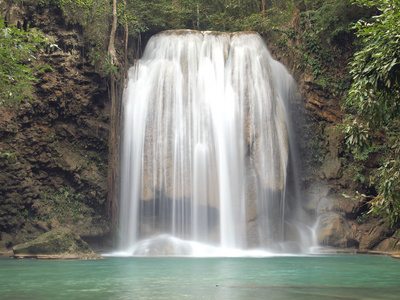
[316,212,358,248]
[303,182,364,249]
[303,182,330,213]
[245,163,260,247]
[320,157,341,180]
[12,228,102,260]
[318,193,361,219]
[133,235,192,256]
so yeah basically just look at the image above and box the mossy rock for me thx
[12,228,103,260]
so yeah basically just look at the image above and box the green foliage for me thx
[344,0,400,226]
[270,0,365,96]
[7,0,361,83]
[297,0,365,44]
[66,0,112,75]
[119,0,283,34]
[343,115,370,150]
[0,15,51,106]
[352,165,365,184]
[366,134,400,227]
[37,0,95,19]
[299,121,327,174]
[346,0,400,127]
[356,211,368,224]
[32,0,113,76]
[0,152,15,160]
[126,0,187,32]
[40,188,94,223]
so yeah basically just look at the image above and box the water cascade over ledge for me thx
[118,30,316,256]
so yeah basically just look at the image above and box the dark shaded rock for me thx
[0,2,110,247]
[12,228,102,260]
[0,232,13,254]
[359,220,394,251]
[320,157,341,180]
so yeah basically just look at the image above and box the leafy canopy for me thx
[344,0,400,226]
[0,15,51,106]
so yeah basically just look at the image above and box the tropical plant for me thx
[344,0,400,226]
[0,15,50,106]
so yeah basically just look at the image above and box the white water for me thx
[118,30,315,256]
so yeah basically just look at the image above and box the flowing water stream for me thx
[119,30,315,256]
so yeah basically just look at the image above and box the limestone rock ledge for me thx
[12,228,102,260]
[392,252,400,259]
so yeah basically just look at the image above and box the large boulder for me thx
[316,212,358,248]
[12,228,102,260]
[359,220,394,251]
[376,229,400,252]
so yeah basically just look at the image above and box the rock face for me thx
[12,228,102,259]
[303,182,400,253]
[359,220,396,251]
[303,183,358,248]
[0,3,110,251]
[317,213,356,248]
[264,26,400,254]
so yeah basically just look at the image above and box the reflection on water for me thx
[1,255,399,299]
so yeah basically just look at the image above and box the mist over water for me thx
[118,30,316,256]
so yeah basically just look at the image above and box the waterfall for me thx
[118,30,314,256]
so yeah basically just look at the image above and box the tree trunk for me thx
[123,0,128,74]
[262,0,265,17]
[108,0,118,65]
[107,0,120,226]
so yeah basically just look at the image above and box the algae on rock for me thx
[12,228,102,260]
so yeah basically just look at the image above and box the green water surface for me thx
[0,255,399,299]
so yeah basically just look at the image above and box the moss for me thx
[12,228,99,259]
[299,120,328,174]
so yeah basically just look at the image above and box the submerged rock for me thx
[133,235,192,256]
[12,228,102,260]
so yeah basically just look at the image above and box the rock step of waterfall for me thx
[118,30,317,256]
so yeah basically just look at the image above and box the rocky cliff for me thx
[0,3,110,252]
[266,26,400,253]
[1,1,399,255]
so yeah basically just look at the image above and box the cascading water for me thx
[118,30,315,256]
